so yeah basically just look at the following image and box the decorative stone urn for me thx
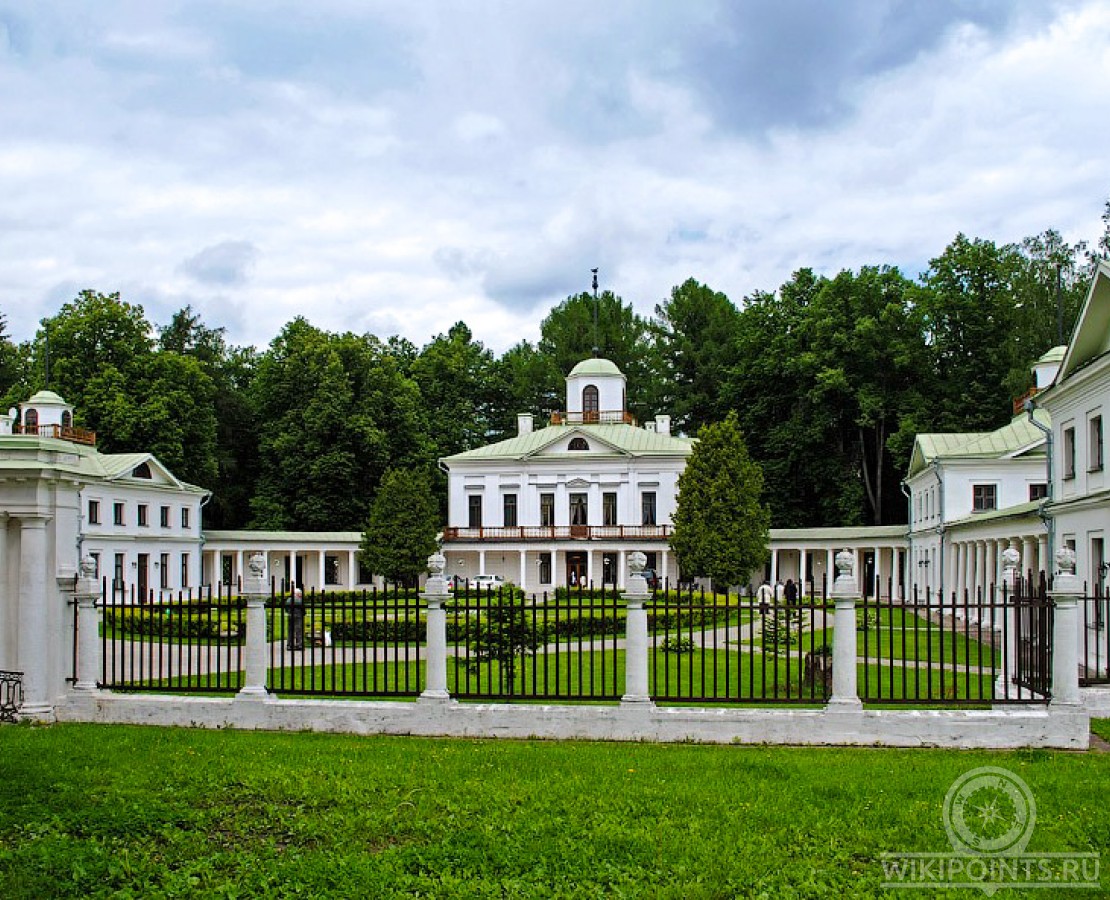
[1055,546,1077,576]
[834,549,854,579]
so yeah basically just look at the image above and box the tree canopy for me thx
[360,468,441,586]
[671,413,770,587]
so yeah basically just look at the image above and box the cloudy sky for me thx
[1,1,1108,353]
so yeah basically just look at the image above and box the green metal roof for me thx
[567,358,623,377]
[946,499,1043,530]
[442,423,694,463]
[1036,345,1066,365]
[908,408,1050,476]
[25,389,69,406]
[204,530,363,543]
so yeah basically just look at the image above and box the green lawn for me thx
[0,723,1106,898]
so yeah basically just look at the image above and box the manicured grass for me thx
[0,723,1106,898]
[1092,718,1110,742]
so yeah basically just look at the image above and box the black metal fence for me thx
[89,576,1055,706]
[448,585,622,701]
[99,581,245,693]
[856,579,1051,705]
[1081,581,1109,685]
[265,585,423,697]
[649,584,833,704]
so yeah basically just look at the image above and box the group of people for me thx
[755,577,800,612]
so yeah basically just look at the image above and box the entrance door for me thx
[566,552,587,588]
[137,553,149,602]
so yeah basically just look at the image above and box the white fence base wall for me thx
[1082,687,1110,717]
[56,691,1089,750]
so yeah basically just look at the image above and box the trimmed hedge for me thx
[103,608,244,641]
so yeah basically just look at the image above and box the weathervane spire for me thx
[590,267,599,358]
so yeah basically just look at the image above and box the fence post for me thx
[621,551,653,706]
[829,549,862,711]
[237,552,271,700]
[73,556,102,692]
[421,551,452,701]
[996,543,1021,699]
[1050,548,1082,706]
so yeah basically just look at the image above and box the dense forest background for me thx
[2,205,1108,532]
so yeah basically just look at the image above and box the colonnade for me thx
[946,532,1048,601]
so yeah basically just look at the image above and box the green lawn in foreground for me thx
[0,723,1106,899]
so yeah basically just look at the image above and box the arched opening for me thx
[582,385,599,423]
[23,409,38,433]
[568,437,590,451]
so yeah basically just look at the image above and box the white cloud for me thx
[0,1,1107,354]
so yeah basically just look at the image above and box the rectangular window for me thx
[160,553,169,590]
[180,553,189,588]
[569,493,588,526]
[88,500,100,525]
[539,552,552,584]
[181,507,190,528]
[1063,426,1076,479]
[160,505,170,528]
[503,493,517,528]
[972,484,997,512]
[603,492,617,526]
[1029,483,1048,502]
[641,491,657,526]
[468,495,483,528]
[540,493,555,527]
[1090,415,1104,472]
[113,502,125,526]
[138,504,148,527]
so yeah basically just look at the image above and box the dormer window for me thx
[568,437,590,451]
[132,462,152,479]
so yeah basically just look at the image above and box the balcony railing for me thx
[14,423,97,446]
[549,410,637,426]
[442,525,672,542]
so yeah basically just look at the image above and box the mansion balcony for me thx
[14,423,97,446]
[442,524,672,542]
[549,409,637,426]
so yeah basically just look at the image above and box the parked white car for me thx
[467,574,505,591]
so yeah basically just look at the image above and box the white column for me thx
[421,590,451,701]
[236,550,244,586]
[770,548,779,584]
[621,558,652,706]
[348,550,357,588]
[617,549,626,590]
[0,516,9,668]
[1037,535,1049,580]
[1022,537,1036,584]
[518,550,526,589]
[17,517,53,719]
[799,549,809,594]
[287,550,296,591]
[825,548,835,596]
[975,541,986,601]
[829,551,861,711]
[1051,560,1083,706]
[73,574,101,692]
[478,549,486,576]
[317,550,326,591]
[661,548,669,585]
[586,549,594,587]
[237,595,270,700]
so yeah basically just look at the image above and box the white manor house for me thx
[1,261,1108,607]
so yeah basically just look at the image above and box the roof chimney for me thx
[654,415,671,437]
[517,413,533,436]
